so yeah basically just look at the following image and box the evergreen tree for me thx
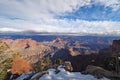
[0,41,13,80]
[104,56,116,71]
[43,57,52,70]
[54,59,63,65]
[33,58,43,72]
[43,57,52,66]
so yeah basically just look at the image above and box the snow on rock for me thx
[39,65,110,80]
[15,65,110,80]
[30,72,41,79]
[16,71,33,80]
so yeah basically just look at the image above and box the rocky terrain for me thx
[1,38,52,63]
[10,65,110,80]
[0,37,120,69]
[82,65,120,79]
[0,37,120,80]
[60,39,120,72]
[0,37,101,63]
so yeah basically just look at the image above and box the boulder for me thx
[82,65,120,79]
[63,61,73,72]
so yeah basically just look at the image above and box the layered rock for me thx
[0,37,104,66]
[3,38,39,48]
[1,38,119,70]
[1,39,52,63]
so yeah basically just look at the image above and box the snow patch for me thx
[16,71,33,80]
[39,65,110,80]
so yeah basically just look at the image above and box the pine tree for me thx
[33,58,43,72]
[44,57,52,66]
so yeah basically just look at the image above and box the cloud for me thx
[0,27,21,32]
[0,0,119,20]
[0,17,120,35]
[0,0,91,20]
[94,0,120,11]
[0,0,120,35]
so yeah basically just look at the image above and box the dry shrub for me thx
[11,56,32,75]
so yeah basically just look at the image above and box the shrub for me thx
[11,57,32,75]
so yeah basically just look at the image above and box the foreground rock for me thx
[82,65,120,79]
[63,61,73,72]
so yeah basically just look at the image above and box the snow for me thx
[39,65,110,80]
[16,71,33,80]
[15,65,110,80]
[30,72,41,79]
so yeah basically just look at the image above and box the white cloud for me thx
[0,0,119,20]
[0,17,120,35]
[94,0,120,11]
[0,0,91,20]
[0,0,120,35]
[0,27,21,32]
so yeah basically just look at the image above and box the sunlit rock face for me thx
[1,38,52,63]
[2,38,39,48]
[0,37,98,64]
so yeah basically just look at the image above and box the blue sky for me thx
[0,0,120,35]
[59,4,120,21]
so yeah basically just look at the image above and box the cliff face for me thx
[99,39,120,56]
[110,40,120,53]
[56,39,120,72]
[1,39,52,63]
[3,38,39,48]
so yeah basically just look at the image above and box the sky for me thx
[0,0,120,35]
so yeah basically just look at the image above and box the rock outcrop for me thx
[1,39,52,63]
[82,65,120,79]
[3,38,39,48]
[110,40,120,53]
[63,61,73,72]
